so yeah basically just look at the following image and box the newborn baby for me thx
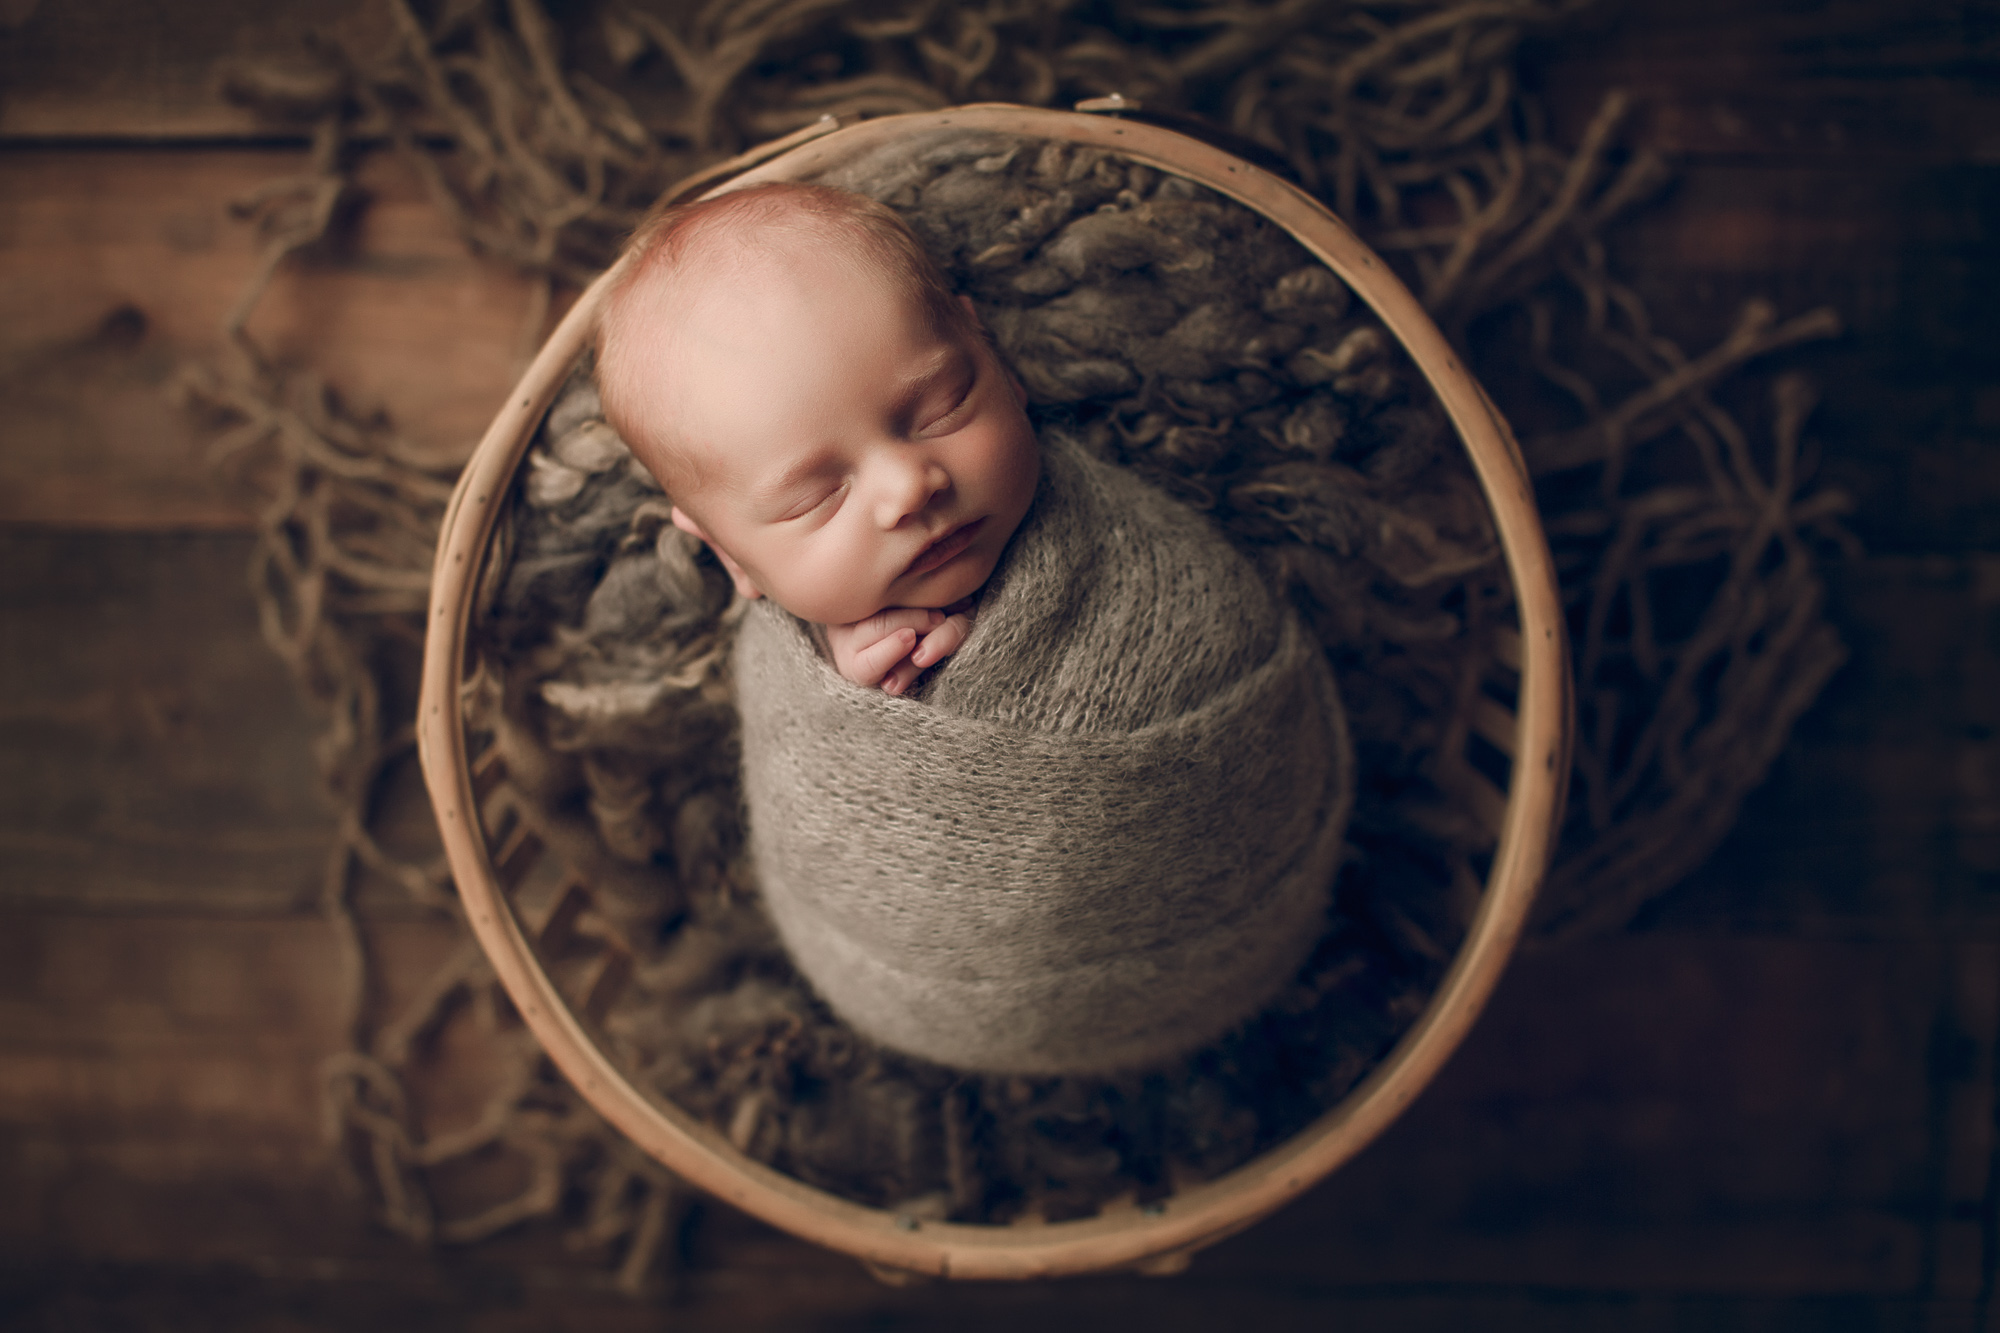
[597,178,1352,1075]
[597,180,1037,692]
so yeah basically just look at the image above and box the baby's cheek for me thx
[806,544,895,626]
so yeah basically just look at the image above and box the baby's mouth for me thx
[905,518,983,577]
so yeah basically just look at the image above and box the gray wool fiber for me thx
[736,431,1354,1074]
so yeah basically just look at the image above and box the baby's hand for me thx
[825,601,974,697]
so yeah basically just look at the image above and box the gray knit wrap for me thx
[735,432,1354,1074]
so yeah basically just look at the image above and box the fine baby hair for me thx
[594,180,980,500]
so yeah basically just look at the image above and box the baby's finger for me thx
[861,606,946,638]
[882,655,925,697]
[910,612,972,670]
[851,627,918,686]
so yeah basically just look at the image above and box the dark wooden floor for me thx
[2,0,1997,1327]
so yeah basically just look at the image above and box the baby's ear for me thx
[671,506,763,601]
[668,505,709,542]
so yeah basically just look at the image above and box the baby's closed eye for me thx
[905,356,976,437]
[779,481,846,522]
[916,384,973,436]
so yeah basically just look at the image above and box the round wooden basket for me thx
[418,104,1571,1282]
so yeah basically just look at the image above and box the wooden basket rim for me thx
[417,103,1571,1282]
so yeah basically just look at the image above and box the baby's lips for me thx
[903,516,984,578]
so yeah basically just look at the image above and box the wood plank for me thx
[0,7,1986,534]
[1224,934,1936,1293]
[0,145,542,529]
[1609,162,2000,558]
[0,913,383,1261]
[0,147,1970,533]
[1930,944,1999,1300]
[3,0,1994,170]
[1529,0,2000,162]
[0,531,335,913]
[0,0,399,141]
[0,1260,1960,1333]
[0,910,1942,1295]
[0,911,521,1261]
[1651,555,2000,935]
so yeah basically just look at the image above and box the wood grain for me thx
[1651,556,2000,941]
[0,147,1956,532]
[1529,0,2000,163]
[0,912,529,1264]
[1,3,1989,536]
[0,918,1941,1287]
[0,532,335,913]
[3,0,1992,163]
[0,146,543,529]
[0,0,398,141]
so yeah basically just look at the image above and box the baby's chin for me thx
[898,538,1011,612]
[775,586,922,629]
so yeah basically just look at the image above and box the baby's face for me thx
[634,245,1039,627]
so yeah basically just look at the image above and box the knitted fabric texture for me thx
[736,430,1354,1074]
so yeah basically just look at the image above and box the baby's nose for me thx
[873,453,950,528]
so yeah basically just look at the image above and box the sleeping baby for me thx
[596,179,1354,1075]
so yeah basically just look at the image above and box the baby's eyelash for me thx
[791,482,845,520]
[920,381,976,433]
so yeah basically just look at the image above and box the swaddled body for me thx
[737,432,1353,1074]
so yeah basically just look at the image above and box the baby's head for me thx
[596,181,1040,627]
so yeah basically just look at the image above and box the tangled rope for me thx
[179,0,1850,1289]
